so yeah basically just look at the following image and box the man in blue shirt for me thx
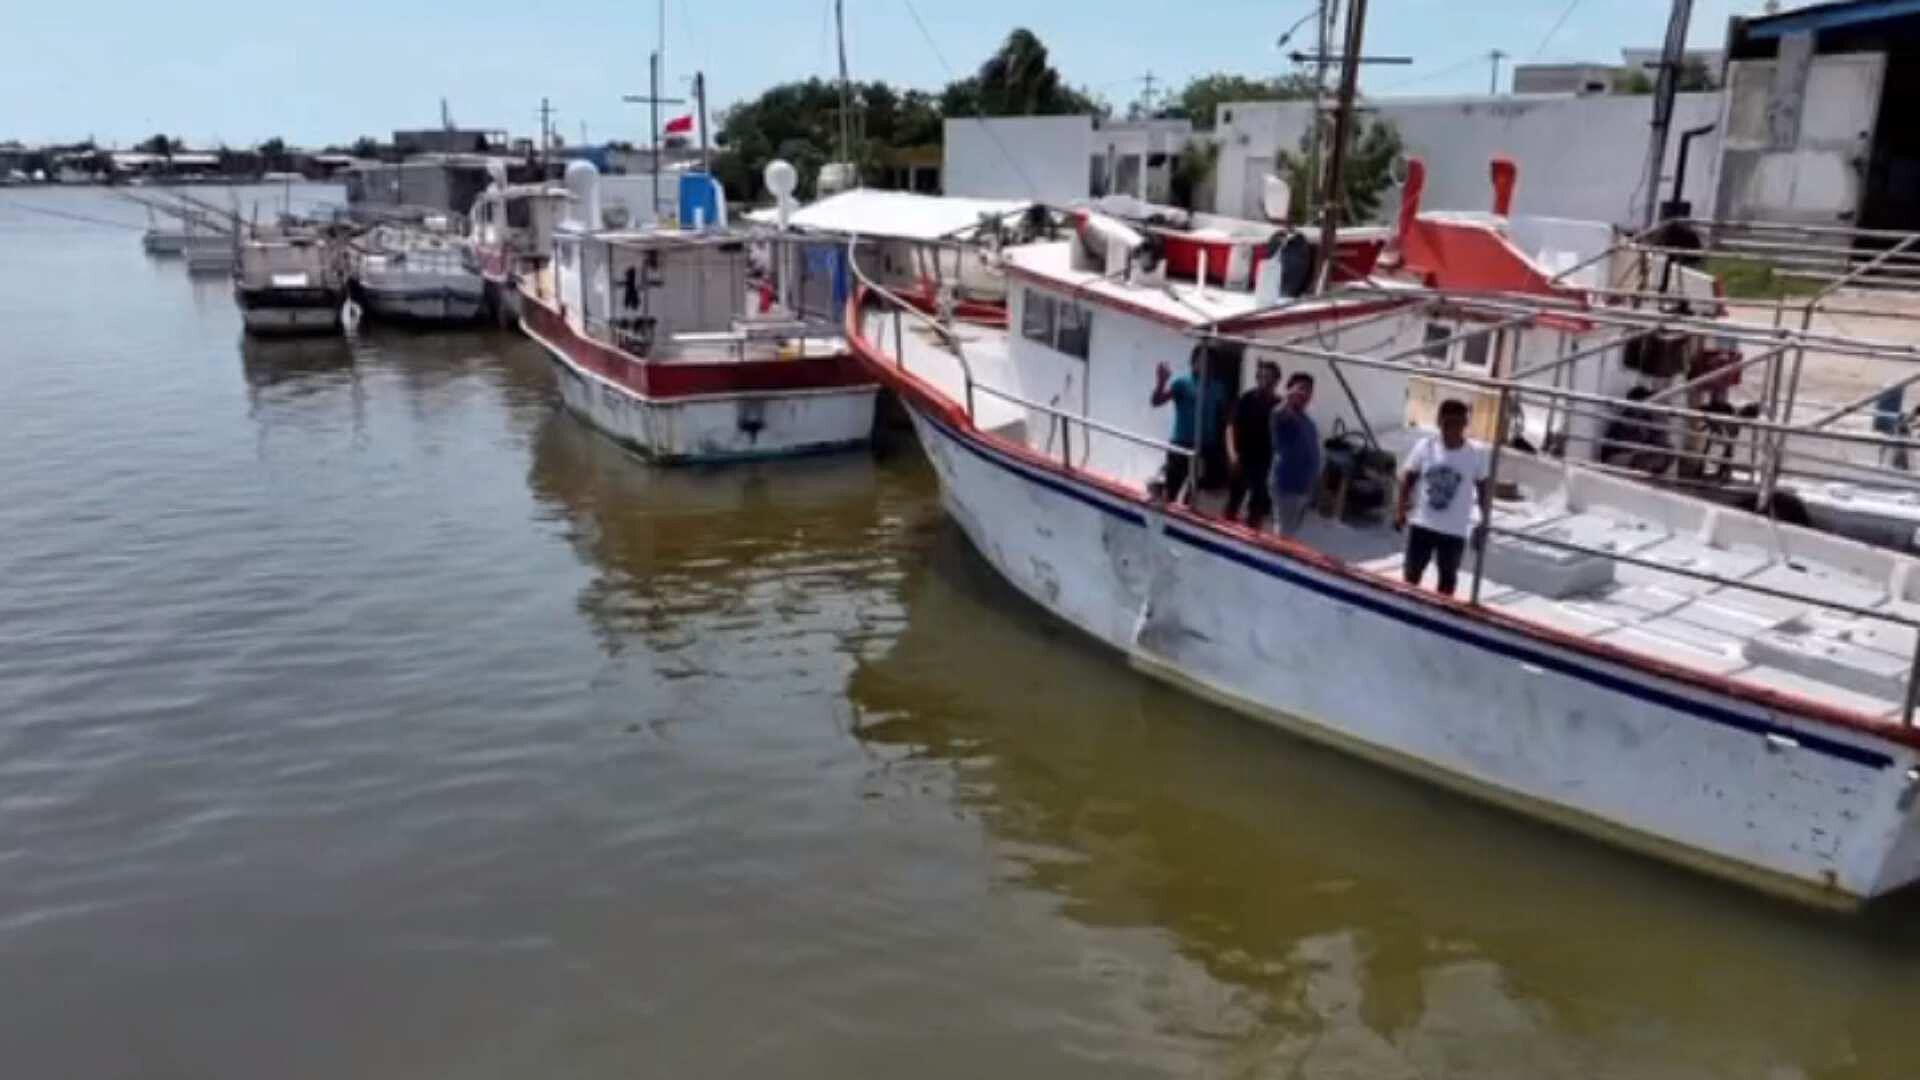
[1150,350,1224,503]
[1268,373,1321,536]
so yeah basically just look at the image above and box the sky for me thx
[0,0,1770,149]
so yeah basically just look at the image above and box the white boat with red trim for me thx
[517,163,876,464]
[841,179,1920,908]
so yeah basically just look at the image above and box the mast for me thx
[1638,0,1696,228]
[1316,0,1367,292]
[834,0,852,164]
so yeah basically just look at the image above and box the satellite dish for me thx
[1261,175,1292,222]
[764,159,798,201]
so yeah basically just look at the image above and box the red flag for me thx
[664,114,694,135]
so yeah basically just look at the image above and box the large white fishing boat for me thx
[842,159,1920,909]
[515,162,876,463]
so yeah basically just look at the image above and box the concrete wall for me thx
[1215,92,1726,227]
[944,116,1092,204]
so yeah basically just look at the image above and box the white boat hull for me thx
[901,404,1920,907]
[239,303,341,335]
[519,296,876,464]
[355,273,487,325]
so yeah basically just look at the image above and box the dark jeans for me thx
[1163,450,1193,502]
[1404,525,1468,595]
[1225,455,1273,526]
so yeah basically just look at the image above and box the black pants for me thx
[1163,450,1193,502]
[1404,525,1468,595]
[1225,455,1273,526]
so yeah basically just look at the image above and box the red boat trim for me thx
[521,288,874,400]
[844,285,1920,757]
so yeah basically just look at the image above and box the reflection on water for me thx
[850,524,1920,1077]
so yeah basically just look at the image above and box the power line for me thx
[1533,0,1585,56]
[1376,52,1484,94]
[899,0,1045,202]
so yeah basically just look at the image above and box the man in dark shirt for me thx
[1225,361,1280,527]
[1268,373,1321,537]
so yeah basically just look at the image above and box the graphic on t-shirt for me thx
[1424,465,1463,512]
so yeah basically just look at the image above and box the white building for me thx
[1212,92,1725,227]
[943,115,1196,205]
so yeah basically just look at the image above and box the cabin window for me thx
[1022,289,1092,360]
[1421,323,1452,363]
[1054,301,1092,359]
[1459,331,1493,370]
[507,199,531,228]
[1023,289,1056,345]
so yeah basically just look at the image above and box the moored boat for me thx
[516,162,876,463]
[350,222,486,326]
[841,171,1920,908]
[469,175,571,328]
[233,227,348,335]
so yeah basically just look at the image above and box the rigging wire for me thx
[0,198,146,232]
[1533,0,1586,57]
[899,0,1046,202]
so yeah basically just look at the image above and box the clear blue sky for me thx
[1,0,1762,148]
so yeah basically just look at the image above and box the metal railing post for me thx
[894,308,904,370]
[1471,385,1513,605]
[1905,637,1920,729]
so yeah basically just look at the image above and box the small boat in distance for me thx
[233,226,349,335]
[516,161,876,463]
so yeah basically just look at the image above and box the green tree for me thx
[939,28,1103,117]
[1276,114,1404,224]
[257,136,290,172]
[1163,72,1316,129]
[137,132,175,156]
[350,136,380,159]
[712,78,949,201]
[1169,138,1220,211]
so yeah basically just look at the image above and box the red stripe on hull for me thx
[520,289,875,400]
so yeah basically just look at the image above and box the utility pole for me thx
[1139,70,1158,118]
[1305,1,1339,223]
[1639,0,1695,228]
[1317,0,1368,292]
[538,97,554,171]
[1488,49,1507,95]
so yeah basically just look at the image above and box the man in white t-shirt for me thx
[1394,398,1490,597]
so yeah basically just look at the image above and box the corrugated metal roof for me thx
[1746,0,1920,39]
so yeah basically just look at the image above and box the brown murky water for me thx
[4,186,1920,1079]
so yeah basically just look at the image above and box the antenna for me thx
[835,0,852,163]
[1488,49,1508,95]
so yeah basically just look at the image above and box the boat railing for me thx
[846,234,979,420]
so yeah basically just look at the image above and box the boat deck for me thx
[869,306,1920,728]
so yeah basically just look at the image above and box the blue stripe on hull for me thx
[916,411,1898,772]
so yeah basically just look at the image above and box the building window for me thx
[1221,108,1234,125]
[1459,331,1493,370]
[1422,322,1452,363]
